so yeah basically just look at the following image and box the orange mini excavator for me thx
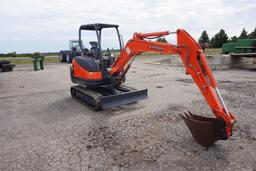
[70,23,236,146]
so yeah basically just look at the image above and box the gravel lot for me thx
[0,56,256,171]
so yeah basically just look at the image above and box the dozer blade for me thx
[182,111,227,147]
[99,89,148,109]
[71,85,147,111]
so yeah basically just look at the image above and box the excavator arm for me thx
[110,29,236,146]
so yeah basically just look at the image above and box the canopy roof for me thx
[79,23,119,30]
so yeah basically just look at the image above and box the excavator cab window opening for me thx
[78,24,123,72]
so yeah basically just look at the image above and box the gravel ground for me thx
[0,56,256,171]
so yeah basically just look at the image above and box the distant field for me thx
[0,55,59,64]
[204,48,222,56]
[115,48,222,56]
[0,48,222,65]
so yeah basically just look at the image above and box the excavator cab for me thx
[78,24,123,69]
[70,23,148,110]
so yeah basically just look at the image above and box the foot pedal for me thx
[182,111,227,147]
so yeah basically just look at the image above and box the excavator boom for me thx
[110,29,236,146]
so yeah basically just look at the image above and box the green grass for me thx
[204,48,222,56]
[43,57,59,63]
[138,48,222,56]
[0,56,59,65]
[0,48,222,65]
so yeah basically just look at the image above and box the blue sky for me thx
[0,0,255,53]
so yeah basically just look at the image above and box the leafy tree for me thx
[156,37,167,43]
[229,36,238,42]
[239,28,248,39]
[199,30,210,43]
[6,51,17,57]
[210,29,228,48]
[33,52,40,56]
[248,28,256,39]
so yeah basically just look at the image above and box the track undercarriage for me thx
[70,85,147,111]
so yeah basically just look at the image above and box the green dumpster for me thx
[235,39,256,53]
[222,43,236,54]
[31,55,44,71]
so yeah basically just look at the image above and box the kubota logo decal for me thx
[149,46,163,51]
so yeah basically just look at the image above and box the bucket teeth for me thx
[182,111,227,147]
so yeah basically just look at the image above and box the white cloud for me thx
[0,0,255,53]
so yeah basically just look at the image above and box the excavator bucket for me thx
[182,111,227,147]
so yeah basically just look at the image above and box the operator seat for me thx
[73,56,100,72]
[90,41,101,60]
[73,41,102,72]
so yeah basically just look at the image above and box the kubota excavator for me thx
[70,23,236,147]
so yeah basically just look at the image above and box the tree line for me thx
[199,28,256,48]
